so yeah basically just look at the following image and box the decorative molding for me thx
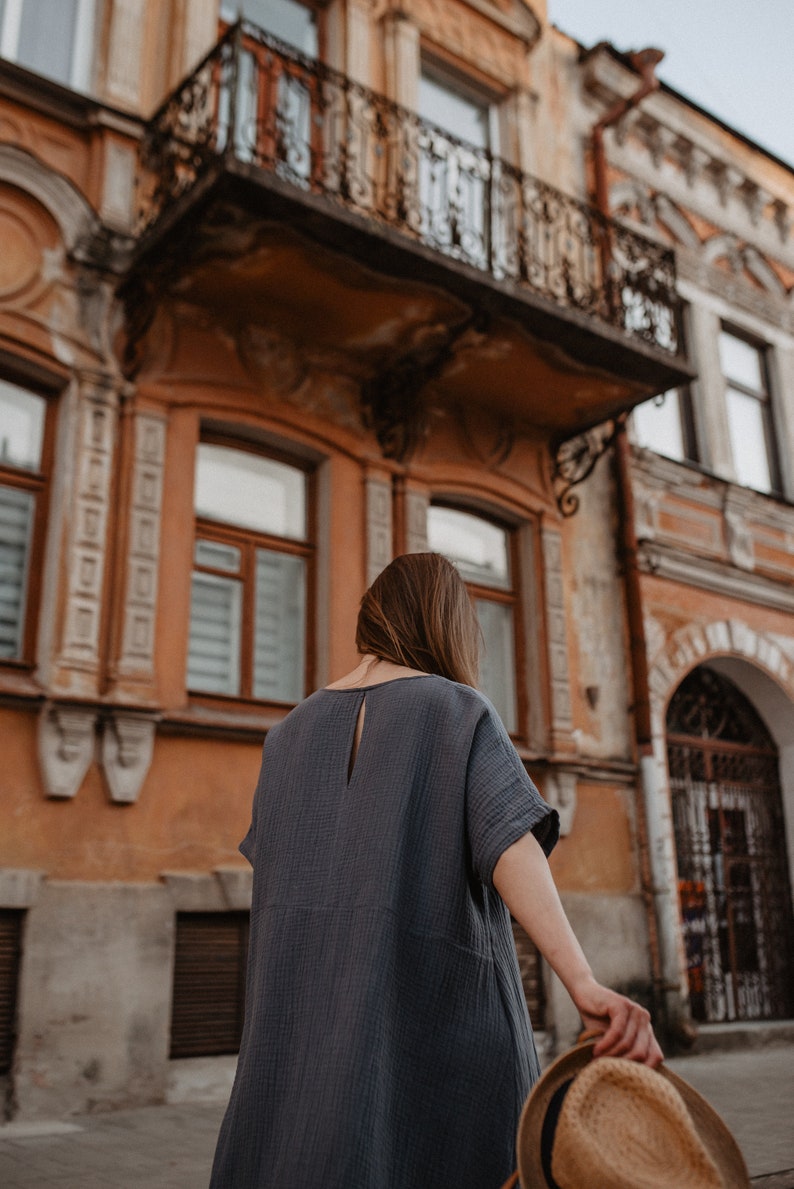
[648,619,794,712]
[639,540,794,614]
[541,527,573,742]
[100,710,157,804]
[365,476,392,586]
[723,508,755,571]
[0,144,97,252]
[116,413,166,683]
[59,381,117,678]
[37,702,96,799]
[360,314,481,462]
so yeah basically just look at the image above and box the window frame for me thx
[428,500,526,740]
[0,0,97,92]
[0,375,56,670]
[719,324,781,496]
[188,433,316,708]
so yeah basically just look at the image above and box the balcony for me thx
[126,21,691,457]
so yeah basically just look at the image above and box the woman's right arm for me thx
[493,829,663,1067]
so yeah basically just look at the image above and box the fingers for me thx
[589,997,663,1068]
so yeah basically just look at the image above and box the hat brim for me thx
[516,1041,749,1189]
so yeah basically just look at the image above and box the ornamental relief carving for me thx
[607,115,794,262]
[610,177,794,324]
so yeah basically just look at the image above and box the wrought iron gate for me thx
[668,667,794,1023]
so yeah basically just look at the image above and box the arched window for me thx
[668,666,794,1023]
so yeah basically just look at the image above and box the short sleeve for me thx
[465,703,559,886]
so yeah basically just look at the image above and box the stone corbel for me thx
[541,770,577,837]
[101,710,158,804]
[772,199,791,245]
[38,702,97,799]
[738,179,768,227]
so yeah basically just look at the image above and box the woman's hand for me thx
[569,974,664,1067]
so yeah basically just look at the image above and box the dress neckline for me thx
[321,674,436,693]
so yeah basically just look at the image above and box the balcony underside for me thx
[124,164,692,457]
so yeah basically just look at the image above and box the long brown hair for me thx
[355,553,480,687]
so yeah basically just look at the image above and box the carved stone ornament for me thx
[541,770,577,836]
[101,711,158,804]
[37,702,97,799]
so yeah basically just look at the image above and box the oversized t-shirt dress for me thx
[210,674,559,1189]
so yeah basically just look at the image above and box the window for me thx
[418,64,494,267]
[427,505,518,733]
[632,387,697,463]
[221,0,317,54]
[719,329,779,494]
[0,0,96,91]
[0,379,49,663]
[221,0,319,176]
[170,912,249,1058]
[188,441,312,703]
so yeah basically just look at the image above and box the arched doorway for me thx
[667,666,794,1023]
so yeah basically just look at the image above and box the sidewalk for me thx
[0,1044,792,1187]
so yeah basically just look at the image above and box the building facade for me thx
[579,43,794,1034]
[0,0,789,1123]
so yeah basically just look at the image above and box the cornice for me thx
[638,540,794,613]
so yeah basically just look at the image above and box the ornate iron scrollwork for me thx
[550,418,623,517]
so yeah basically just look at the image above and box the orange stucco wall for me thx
[3,707,260,881]
[548,783,639,895]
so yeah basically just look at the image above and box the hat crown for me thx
[550,1058,723,1189]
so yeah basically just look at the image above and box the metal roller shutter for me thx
[170,912,249,1059]
[0,909,23,1075]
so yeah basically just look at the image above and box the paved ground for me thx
[0,1044,791,1187]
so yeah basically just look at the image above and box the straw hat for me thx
[516,1040,749,1189]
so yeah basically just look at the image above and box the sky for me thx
[547,0,794,169]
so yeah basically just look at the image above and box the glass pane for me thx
[0,485,34,659]
[428,506,510,589]
[726,388,773,493]
[194,539,241,573]
[187,573,242,695]
[476,599,516,733]
[419,73,489,148]
[253,550,305,702]
[632,391,685,460]
[17,0,78,85]
[0,380,45,471]
[719,332,764,393]
[195,444,307,539]
[222,0,318,54]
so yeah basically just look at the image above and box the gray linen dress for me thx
[210,674,559,1189]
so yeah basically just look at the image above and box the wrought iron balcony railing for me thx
[138,21,681,355]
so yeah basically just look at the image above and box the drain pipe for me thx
[591,47,665,219]
[590,48,691,1044]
